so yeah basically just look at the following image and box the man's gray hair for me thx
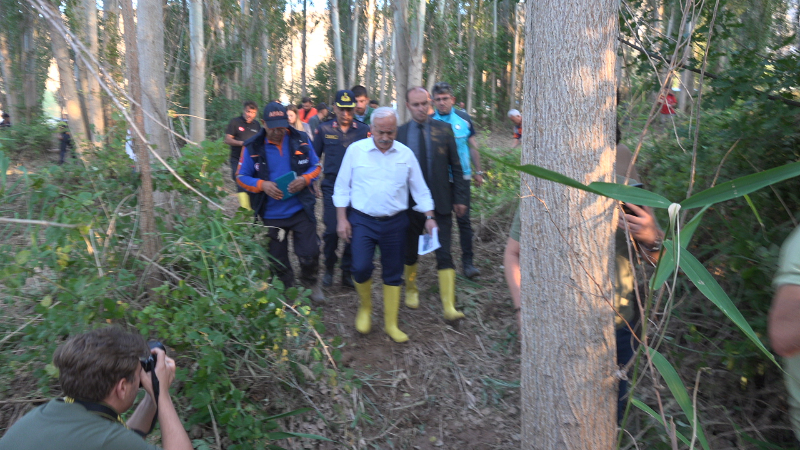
[371,106,397,124]
[508,109,521,118]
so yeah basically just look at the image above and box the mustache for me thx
[377,139,393,145]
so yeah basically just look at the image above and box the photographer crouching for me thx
[0,327,192,450]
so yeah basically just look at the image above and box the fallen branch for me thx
[0,217,81,228]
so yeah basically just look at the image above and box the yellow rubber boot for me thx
[383,285,409,343]
[237,192,252,210]
[354,279,373,334]
[403,264,419,309]
[438,269,465,321]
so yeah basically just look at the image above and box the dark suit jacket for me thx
[397,119,469,216]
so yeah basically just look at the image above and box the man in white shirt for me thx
[333,107,436,343]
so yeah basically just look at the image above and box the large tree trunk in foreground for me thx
[189,0,206,143]
[137,0,174,158]
[122,0,160,284]
[46,16,89,156]
[520,0,618,446]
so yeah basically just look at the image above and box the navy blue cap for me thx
[262,101,289,128]
[334,90,356,108]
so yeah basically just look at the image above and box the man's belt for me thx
[352,209,401,221]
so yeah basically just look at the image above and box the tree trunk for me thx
[331,0,346,89]
[425,0,445,94]
[241,0,253,89]
[349,1,361,87]
[408,0,425,87]
[46,15,89,156]
[392,0,409,122]
[301,0,307,96]
[22,20,37,121]
[379,13,388,106]
[364,0,376,93]
[189,0,205,143]
[261,29,270,101]
[122,0,160,287]
[677,20,693,113]
[490,0,497,120]
[520,0,618,447]
[137,0,174,158]
[0,34,18,122]
[83,0,104,142]
[465,5,475,116]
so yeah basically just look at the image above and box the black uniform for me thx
[312,119,370,277]
[225,116,262,190]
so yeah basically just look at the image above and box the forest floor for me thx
[3,133,799,449]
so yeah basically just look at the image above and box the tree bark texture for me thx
[189,0,206,143]
[301,0,307,96]
[22,19,37,121]
[261,29,270,101]
[363,0,376,93]
[0,33,18,122]
[330,0,346,89]
[465,5,475,115]
[83,0,105,142]
[508,2,520,111]
[520,0,618,447]
[122,0,160,270]
[379,13,388,106]
[348,1,361,87]
[137,0,174,158]
[46,14,89,156]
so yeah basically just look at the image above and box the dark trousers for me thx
[456,181,474,263]
[404,210,454,270]
[264,210,320,288]
[616,321,638,424]
[59,145,75,164]
[321,177,351,273]
[349,210,408,286]
[230,156,245,193]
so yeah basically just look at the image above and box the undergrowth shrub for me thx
[0,117,57,155]
[0,141,343,449]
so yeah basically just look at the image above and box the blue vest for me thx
[432,110,472,178]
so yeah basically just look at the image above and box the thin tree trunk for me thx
[364,0,376,92]
[189,0,205,143]
[379,14,388,106]
[490,0,497,119]
[392,0,409,122]
[349,1,361,87]
[261,29,270,101]
[137,0,174,158]
[46,15,89,156]
[521,0,618,446]
[677,20,693,113]
[83,0,104,142]
[241,0,253,89]
[0,34,18,122]
[331,0,346,89]
[301,0,307,96]
[408,0,424,87]
[122,0,160,284]
[465,5,475,115]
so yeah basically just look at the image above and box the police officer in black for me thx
[313,90,370,288]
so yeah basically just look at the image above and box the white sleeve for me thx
[333,147,354,208]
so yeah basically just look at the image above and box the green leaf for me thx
[680,206,709,248]
[630,398,691,447]
[676,242,777,365]
[650,241,676,290]
[648,348,710,450]
[15,250,32,265]
[681,160,800,209]
[743,194,765,229]
[588,182,672,208]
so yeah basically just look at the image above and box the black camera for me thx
[140,341,166,372]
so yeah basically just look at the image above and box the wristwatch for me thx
[642,238,663,253]
[475,171,485,176]
[425,215,435,220]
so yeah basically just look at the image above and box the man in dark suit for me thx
[396,86,470,321]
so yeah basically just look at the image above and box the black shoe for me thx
[463,262,481,279]
[322,270,334,287]
[341,272,354,288]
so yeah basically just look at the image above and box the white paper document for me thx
[418,227,441,255]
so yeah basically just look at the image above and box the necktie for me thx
[418,122,428,182]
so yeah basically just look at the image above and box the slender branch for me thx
[0,217,81,228]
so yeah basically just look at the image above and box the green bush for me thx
[0,117,57,155]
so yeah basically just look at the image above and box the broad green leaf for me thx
[676,243,777,365]
[680,206,709,248]
[681,160,800,209]
[630,398,691,447]
[650,241,676,290]
[743,194,765,229]
[648,348,711,450]
[497,158,597,193]
[588,182,672,208]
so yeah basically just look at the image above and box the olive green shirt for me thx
[773,226,800,442]
[0,399,161,450]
